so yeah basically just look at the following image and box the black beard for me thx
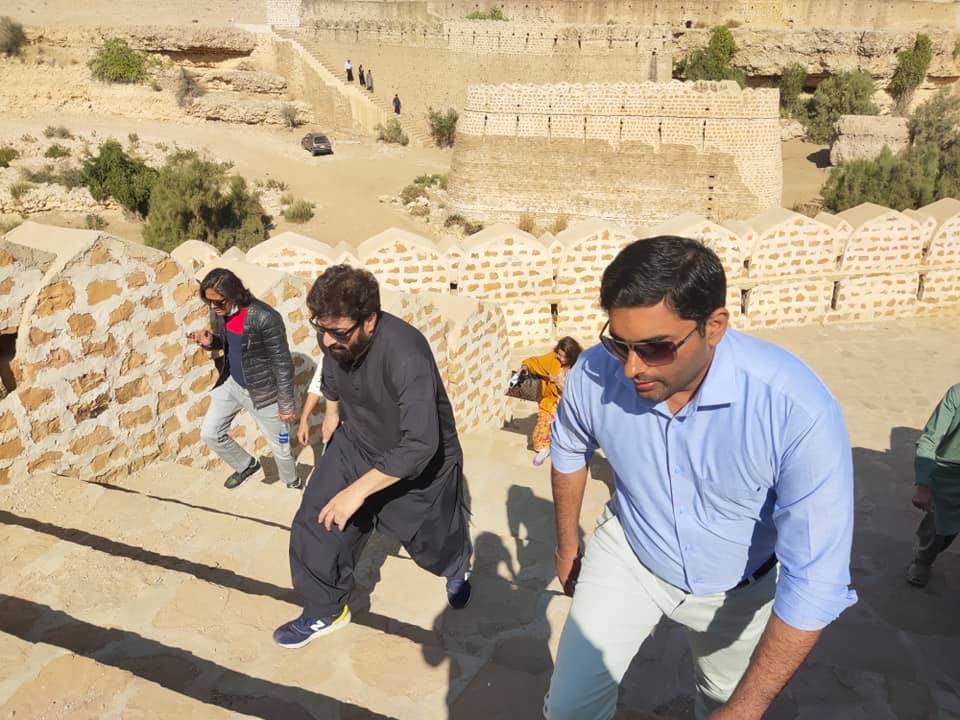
[327,332,372,370]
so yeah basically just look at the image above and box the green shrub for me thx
[518,212,537,234]
[80,140,158,216]
[427,107,458,148]
[9,181,32,201]
[0,16,27,57]
[280,103,301,128]
[409,204,430,217]
[804,71,878,144]
[549,213,569,235]
[143,151,268,252]
[44,143,71,159]
[779,63,807,118]
[282,198,315,223]
[890,34,933,112]
[466,6,507,20]
[0,217,23,235]
[264,178,288,191]
[0,146,18,168]
[127,132,139,144]
[85,213,107,230]
[375,118,409,146]
[677,26,745,87]
[55,165,83,189]
[279,191,296,205]
[20,165,56,184]
[43,125,72,139]
[89,38,147,83]
[175,68,204,107]
[413,173,445,188]
[821,92,960,212]
[444,213,465,228]
[400,183,427,205]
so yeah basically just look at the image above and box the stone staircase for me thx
[277,30,434,148]
[0,414,649,719]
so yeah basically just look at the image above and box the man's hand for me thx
[318,483,366,531]
[321,412,340,444]
[912,484,933,512]
[556,549,582,597]
[187,330,213,348]
[297,418,310,446]
[278,412,296,424]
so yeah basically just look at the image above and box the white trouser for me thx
[545,502,776,720]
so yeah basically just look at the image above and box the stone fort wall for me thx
[287,0,956,29]
[447,81,783,228]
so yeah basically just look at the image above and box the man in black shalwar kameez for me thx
[274,265,473,648]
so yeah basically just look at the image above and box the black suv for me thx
[301,132,333,156]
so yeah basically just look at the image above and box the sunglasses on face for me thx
[599,321,699,367]
[204,297,229,309]
[310,317,361,343]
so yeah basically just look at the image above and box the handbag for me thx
[505,368,543,402]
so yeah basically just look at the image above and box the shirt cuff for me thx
[914,456,935,486]
[773,572,858,631]
[550,447,594,474]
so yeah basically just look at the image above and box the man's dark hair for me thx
[600,236,726,328]
[199,267,254,306]
[307,264,381,322]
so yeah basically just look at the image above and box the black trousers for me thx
[915,511,958,565]
[289,431,472,618]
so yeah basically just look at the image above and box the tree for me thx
[805,71,878,144]
[89,38,148,83]
[80,140,158,216]
[820,92,960,212]
[142,151,268,252]
[890,34,933,113]
[427,107,459,148]
[678,26,746,87]
[779,63,807,118]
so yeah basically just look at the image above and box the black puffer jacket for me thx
[207,299,295,415]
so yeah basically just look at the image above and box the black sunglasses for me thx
[310,317,361,343]
[204,297,229,309]
[599,322,699,367]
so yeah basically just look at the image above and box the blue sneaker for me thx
[273,606,351,648]
[446,572,472,610]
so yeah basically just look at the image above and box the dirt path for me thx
[1,114,451,246]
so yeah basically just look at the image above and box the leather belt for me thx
[733,554,778,590]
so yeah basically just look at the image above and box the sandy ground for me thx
[0,0,266,27]
[781,138,833,210]
[1,114,451,246]
[0,317,958,719]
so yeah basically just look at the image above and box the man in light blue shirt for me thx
[545,237,857,720]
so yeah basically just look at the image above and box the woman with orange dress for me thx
[522,336,583,466]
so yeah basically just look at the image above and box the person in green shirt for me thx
[906,383,960,587]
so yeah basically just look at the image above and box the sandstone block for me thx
[119,406,153,429]
[35,281,76,316]
[158,389,186,413]
[68,313,96,337]
[69,425,113,455]
[0,436,23,460]
[86,279,122,305]
[109,301,135,324]
[127,271,148,288]
[115,376,151,404]
[19,387,54,411]
[28,450,62,473]
[147,313,177,338]
[154,259,180,284]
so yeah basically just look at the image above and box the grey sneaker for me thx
[224,458,260,489]
[286,477,304,491]
[905,560,931,587]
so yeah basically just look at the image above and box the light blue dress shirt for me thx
[551,328,857,631]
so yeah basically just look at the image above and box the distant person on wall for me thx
[393,93,401,115]
[344,59,353,83]
[274,265,473,649]
[544,237,856,720]
[522,337,583,467]
[905,383,960,587]
[366,69,373,92]
[358,64,365,88]
[188,268,299,490]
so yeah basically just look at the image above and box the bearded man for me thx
[274,265,473,647]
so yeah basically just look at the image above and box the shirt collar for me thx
[692,331,738,410]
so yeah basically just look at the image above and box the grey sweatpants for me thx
[200,376,297,486]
